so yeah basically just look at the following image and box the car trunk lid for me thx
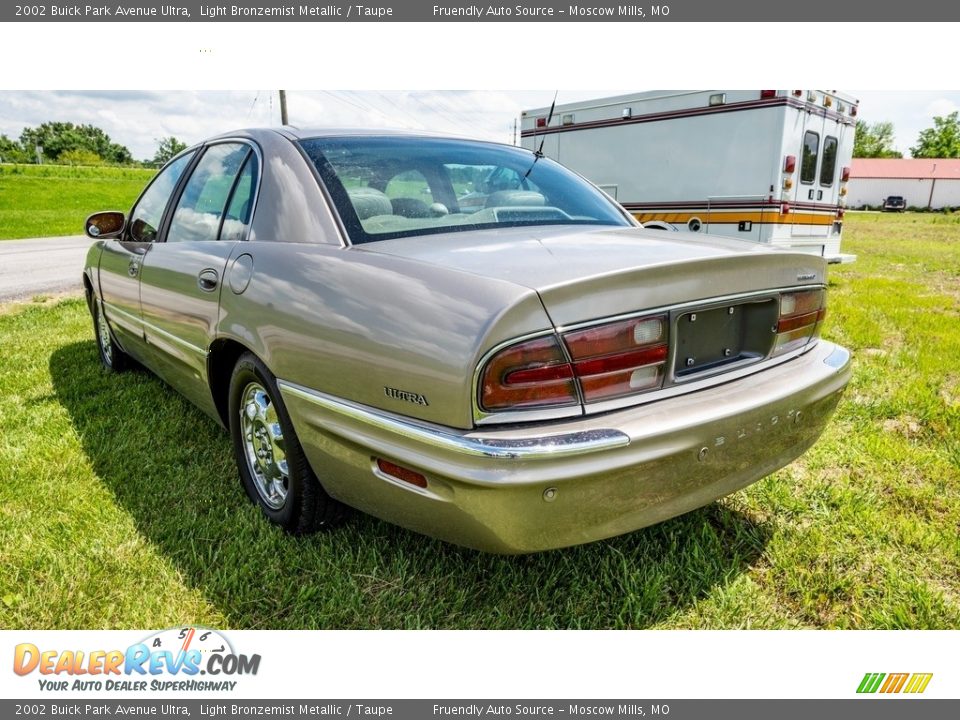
[364,225,826,327]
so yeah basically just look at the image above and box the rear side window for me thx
[167,143,250,243]
[127,151,195,242]
[819,136,838,186]
[221,154,259,241]
[800,131,820,184]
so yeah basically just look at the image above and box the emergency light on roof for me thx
[823,96,833,108]
[760,90,777,99]
[536,117,547,128]
[792,90,803,97]
[622,107,632,119]
[709,93,726,106]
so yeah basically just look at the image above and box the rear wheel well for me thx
[208,339,252,427]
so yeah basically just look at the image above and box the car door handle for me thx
[817,190,823,200]
[808,189,815,200]
[198,269,219,292]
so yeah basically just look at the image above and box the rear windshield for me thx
[299,136,631,244]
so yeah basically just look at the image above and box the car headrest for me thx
[348,187,393,220]
[485,190,546,208]
[390,197,432,218]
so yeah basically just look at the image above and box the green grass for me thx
[1,212,958,629]
[0,164,156,240]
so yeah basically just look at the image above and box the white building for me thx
[848,158,960,209]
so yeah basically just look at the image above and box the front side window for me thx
[127,151,195,242]
[299,136,630,244]
[819,136,838,187]
[167,143,250,243]
[800,131,820,184]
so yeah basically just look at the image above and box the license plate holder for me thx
[673,299,777,378]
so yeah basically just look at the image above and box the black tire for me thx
[228,351,343,534]
[92,295,131,372]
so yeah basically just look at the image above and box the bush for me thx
[57,149,104,166]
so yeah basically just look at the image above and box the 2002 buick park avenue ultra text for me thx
[82,128,851,553]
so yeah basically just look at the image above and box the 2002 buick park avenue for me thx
[82,128,851,552]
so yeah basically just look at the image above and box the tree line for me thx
[854,111,960,159]
[1,113,958,166]
[0,122,187,166]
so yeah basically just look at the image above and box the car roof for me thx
[206,126,516,147]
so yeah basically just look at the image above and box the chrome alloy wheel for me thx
[240,382,289,510]
[96,299,112,365]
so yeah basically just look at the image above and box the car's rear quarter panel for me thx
[216,242,555,429]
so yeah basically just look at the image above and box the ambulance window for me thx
[819,136,838,186]
[800,131,819,184]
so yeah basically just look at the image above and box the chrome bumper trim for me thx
[277,380,630,460]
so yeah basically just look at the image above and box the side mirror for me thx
[85,211,125,240]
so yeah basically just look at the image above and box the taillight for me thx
[563,315,668,402]
[841,166,851,182]
[479,315,669,412]
[774,289,826,356]
[783,155,796,174]
[479,335,577,412]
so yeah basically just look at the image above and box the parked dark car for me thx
[82,128,851,552]
[882,195,907,212]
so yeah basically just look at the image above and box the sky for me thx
[0,90,958,161]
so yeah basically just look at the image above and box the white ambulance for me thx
[521,90,859,263]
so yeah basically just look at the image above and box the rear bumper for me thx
[279,341,852,553]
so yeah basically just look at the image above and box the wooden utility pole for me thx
[279,90,289,125]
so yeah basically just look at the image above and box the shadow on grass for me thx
[51,340,772,629]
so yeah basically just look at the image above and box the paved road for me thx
[0,235,89,302]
